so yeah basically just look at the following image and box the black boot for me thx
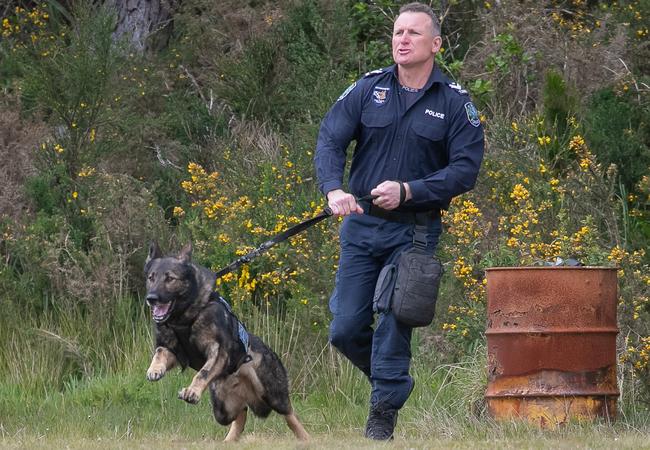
[364,403,398,440]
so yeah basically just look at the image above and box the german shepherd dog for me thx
[144,242,309,442]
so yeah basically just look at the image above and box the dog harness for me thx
[212,292,252,365]
[218,295,250,353]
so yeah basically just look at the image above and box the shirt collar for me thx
[388,64,448,91]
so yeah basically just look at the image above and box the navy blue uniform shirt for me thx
[315,64,484,212]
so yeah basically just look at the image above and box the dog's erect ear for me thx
[145,241,163,267]
[178,242,192,263]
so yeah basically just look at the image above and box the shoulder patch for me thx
[337,82,357,101]
[448,82,468,95]
[464,102,481,128]
[364,68,384,78]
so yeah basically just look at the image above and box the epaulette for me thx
[364,68,385,78]
[447,82,468,95]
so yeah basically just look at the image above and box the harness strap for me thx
[211,292,252,366]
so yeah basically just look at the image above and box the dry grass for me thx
[462,3,630,118]
[0,107,47,221]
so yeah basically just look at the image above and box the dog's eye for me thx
[164,274,174,283]
[148,273,155,281]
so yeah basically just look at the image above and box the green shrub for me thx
[584,86,650,191]
[349,0,394,70]
[543,69,577,141]
[17,3,126,177]
[214,1,353,126]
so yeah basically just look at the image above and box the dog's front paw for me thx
[178,386,201,404]
[146,366,166,381]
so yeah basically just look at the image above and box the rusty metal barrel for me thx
[485,267,619,426]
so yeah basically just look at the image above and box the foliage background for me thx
[0,0,649,442]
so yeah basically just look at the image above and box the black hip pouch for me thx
[392,247,443,327]
[372,225,443,327]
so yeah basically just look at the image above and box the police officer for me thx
[314,2,484,440]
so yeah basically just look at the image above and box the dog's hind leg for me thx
[284,409,310,441]
[223,408,247,442]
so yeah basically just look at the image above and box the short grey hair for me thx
[398,2,441,36]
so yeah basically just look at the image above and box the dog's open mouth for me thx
[151,301,174,323]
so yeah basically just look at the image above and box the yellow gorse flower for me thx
[510,184,530,203]
[78,166,96,177]
[569,135,586,152]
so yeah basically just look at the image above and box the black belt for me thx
[359,200,439,225]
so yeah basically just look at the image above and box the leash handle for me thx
[357,194,378,203]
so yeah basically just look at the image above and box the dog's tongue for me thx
[153,303,171,319]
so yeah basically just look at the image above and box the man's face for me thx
[392,12,442,68]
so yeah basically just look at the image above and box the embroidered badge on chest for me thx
[373,86,390,105]
[464,102,481,127]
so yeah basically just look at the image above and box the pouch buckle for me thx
[413,224,428,250]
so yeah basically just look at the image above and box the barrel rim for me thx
[485,392,620,398]
[485,327,619,335]
[485,266,617,272]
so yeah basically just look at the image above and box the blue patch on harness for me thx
[238,322,249,353]
[219,295,250,354]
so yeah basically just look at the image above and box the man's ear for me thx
[178,242,192,263]
[145,241,162,267]
[431,35,442,54]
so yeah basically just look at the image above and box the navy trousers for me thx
[328,212,441,409]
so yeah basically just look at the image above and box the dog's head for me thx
[144,241,199,324]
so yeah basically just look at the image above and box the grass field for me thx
[1,309,649,449]
[2,344,649,450]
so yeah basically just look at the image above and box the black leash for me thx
[214,195,376,280]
